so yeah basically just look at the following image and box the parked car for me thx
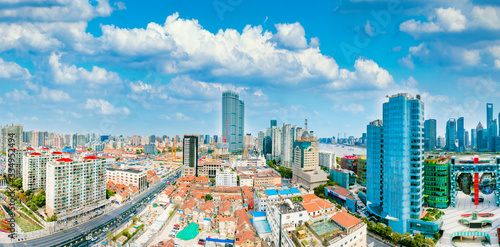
[198,239,206,245]
[173,226,180,230]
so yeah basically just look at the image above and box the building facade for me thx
[22,151,63,191]
[182,135,198,177]
[446,118,457,152]
[423,158,450,209]
[216,171,237,187]
[366,93,425,235]
[222,91,244,153]
[319,151,336,170]
[106,168,148,190]
[46,156,106,218]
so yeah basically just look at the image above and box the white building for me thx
[254,187,305,212]
[106,167,148,190]
[281,124,294,168]
[22,151,63,191]
[271,126,282,162]
[46,156,106,218]
[239,174,253,187]
[319,151,337,170]
[328,209,367,247]
[244,134,253,150]
[267,200,309,247]
[215,171,237,187]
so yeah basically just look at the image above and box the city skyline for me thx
[1,0,500,138]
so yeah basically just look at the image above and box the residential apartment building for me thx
[267,200,309,247]
[319,151,337,170]
[46,156,106,218]
[106,167,148,190]
[253,172,281,187]
[22,151,63,191]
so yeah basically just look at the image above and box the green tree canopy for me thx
[205,194,213,201]
[391,232,403,244]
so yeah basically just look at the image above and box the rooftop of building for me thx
[325,186,355,200]
[330,209,363,229]
[276,201,306,214]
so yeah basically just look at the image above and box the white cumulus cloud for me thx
[329,58,393,90]
[0,58,31,79]
[84,98,130,115]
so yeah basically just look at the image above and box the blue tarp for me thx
[206,238,235,244]
[290,188,301,194]
[265,189,278,196]
[278,190,291,195]
[204,218,211,221]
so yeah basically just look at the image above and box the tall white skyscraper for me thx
[271,126,282,162]
[281,123,294,168]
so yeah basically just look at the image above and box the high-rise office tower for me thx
[476,122,488,152]
[471,129,477,148]
[270,120,277,128]
[465,130,469,148]
[446,119,457,152]
[150,135,156,143]
[457,117,465,152]
[423,119,436,151]
[487,103,493,130]
[366,93,424,234]
[257,131,265,154]
[222,91,245,153]
[489,119,498,151]
[244,133,253,150]
[182,135,198,177]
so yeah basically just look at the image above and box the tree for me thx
[374,222,384,235]
[106,189,115,199]
[384,226,393,239]
[19,193,27,203]
[210,178,216,184]
[205,194,213,201]
[424,238,435,247]
[434,232,440,240]
[361,217,368,224]
[13,178,22,189]
[392,232,403,244]
[401,233,413,246]
[33,193,46,207]
[367,221,374,231]
[25,190,31,197]
[39,190,46,196]
[413,234,425,247]
[290,196,303,203]
[336,204,342,209]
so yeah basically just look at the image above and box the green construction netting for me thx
[176,223,200,240]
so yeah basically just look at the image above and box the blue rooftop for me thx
[290,188,301,194]
[278,190,291,195]
[253,211,266,218]
[265,189,278,196]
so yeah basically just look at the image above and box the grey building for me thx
[222,91,244,153]
[144,143,156,155]
[489,119,498,152]
[471,129,476,148]
[476,122,488,152]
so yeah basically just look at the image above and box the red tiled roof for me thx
[29,153,42,156]
[302,194,320,203]
[56,158,73,162]
[330,209,363,229]
[301,202,321,213]
[83,156,98,160]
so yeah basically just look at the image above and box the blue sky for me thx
[1,0,500,138]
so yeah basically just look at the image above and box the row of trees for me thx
[362,217,438,247]
[267,160,292,178]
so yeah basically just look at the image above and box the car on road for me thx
[198,238,206,245]
[173,226,180,230]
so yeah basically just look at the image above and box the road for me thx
[1,169,180,247]
[367,234,392,247]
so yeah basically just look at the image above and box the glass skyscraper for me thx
[446,119,457,152]
[423,119,436,151]
[222,91,245,153]
[457,117,465,152]
[366,93,424,235]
